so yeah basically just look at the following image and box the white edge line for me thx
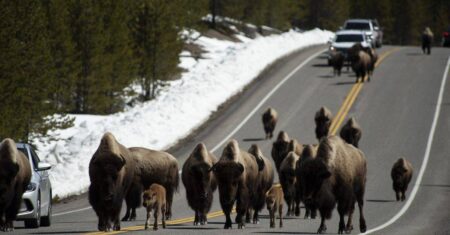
[52,48,326,217]
[53,206,92,217]
[210,48,327,153]
[362,56,450,234]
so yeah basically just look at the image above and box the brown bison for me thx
[182,143,217,225]
[266,185,284,228]
[288,139,304,156]
[122,147,179,221]
[329,50,344,77]
[300,136,367,234]
[0,139,31,232]
[391,158,413,201]
[339,117,362,148]
[349,43,371,83]
[271,131,291,172]
[296,144,319,219]
[422,27,433,54]
[212,139,259,229]
[262,107,278,139]
[89,132,135,231]
[143,184,166,230]
[279,151,300,216]
[247,144,274,224]
[315,107,333,141]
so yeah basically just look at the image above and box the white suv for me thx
[328,30,372,64]
[342,19,382,48]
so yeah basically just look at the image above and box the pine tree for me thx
[130,0,183,101]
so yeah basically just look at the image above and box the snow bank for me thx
[38,28,333,199]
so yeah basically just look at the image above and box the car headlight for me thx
[26,183,37,192]
[329,46,335,51]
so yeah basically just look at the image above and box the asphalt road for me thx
[13,45,450,235]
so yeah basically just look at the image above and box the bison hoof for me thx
[360,220,367,233]
[253,219,259,224]
[193,221,199,226]
[238,223,245,229]
[153,226,158,231]
[113,225,120,231]
[224,223,232,229]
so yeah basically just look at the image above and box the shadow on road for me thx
[366,199,396,203]
[312,64,329,68]
[30,232,90,234]
[334,81,356,86]
[406,52,423,56]
[243,138,266,142]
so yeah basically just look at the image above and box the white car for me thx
[328,30,372,65]
[342,19,382,48]
[16,143,52,228]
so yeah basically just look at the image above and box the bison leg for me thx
[194,210,199,226]
[395,190,400,201]
[252,209,260,224]
[269,209,275,228]
[201,212,208,225]
[345,201,355,234]
[245,208,251,223]
[317,216,327,234]
[357,195,367,233]
[165,188,174,220]
[144,209,151,230]
[223,208,232,229]
[401,189,406,201]
[295,196,301,217]
[153,210,159,230]
[162,205,166,229]
[278,205,283,228]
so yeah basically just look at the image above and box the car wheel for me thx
[41,191,51,227]
[24,193,41,228]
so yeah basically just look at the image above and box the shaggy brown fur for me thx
[247,144,274,224]
[391,158,413,201]
[262,107,278,139]
[366,48,378,76]
[89,132,135,231]
[271,131,291,172]
[212,139,259,229]
[0,139,31,232]
[295,144,319,219]
[279,151,300,217]
[339,117,362,148]
[143,184,167,230]
[329,50,344,77]
[315,107,333,141]
[122,147,179,221]
[182,143,217,225]
[300,136,367,234]
[266,185,284,228]
[288,139,304,156]
[349,43,371,83]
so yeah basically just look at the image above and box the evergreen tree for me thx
[0,0,73,142]
[130,0,183,101]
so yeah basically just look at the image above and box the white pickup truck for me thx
[342,19,383,48]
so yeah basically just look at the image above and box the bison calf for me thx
[279,151,300,217]
[262,107,278,139]
[391,158,413,201]
[266,185,284,228]
[143,184,167,230]
[0,139,31,232]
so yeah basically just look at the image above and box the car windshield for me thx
[345,22,371,30]
[335,34,364,42]
[17,147,28,159]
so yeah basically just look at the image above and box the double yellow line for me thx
[330,48,400,135]
[85,47,399,235]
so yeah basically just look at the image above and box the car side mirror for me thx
[37,162,52,171]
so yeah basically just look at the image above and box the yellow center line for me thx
[84,47,400,235]
[330,47,400,134]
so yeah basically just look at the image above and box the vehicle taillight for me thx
[444,32,449,37]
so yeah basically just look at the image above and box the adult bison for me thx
[247,144,274,224]
[182,143,217,225]
[300,136,367,234]
[89,132,135,231]
[122,147,179,221]
[349,43,371,83]
[366,48,378,76]
[315,106,333,141]
[296,144,319,219]
[329,50,344,77]
[0,138,31,232]
[339,117,362,148]
[271,131,291,172]
[212,140,259,229]
[279,151,300,216]
[421,27,433,55]
[262,107,278,139]
[391,157,413,201]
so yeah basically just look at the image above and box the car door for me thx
[30,148,50,211]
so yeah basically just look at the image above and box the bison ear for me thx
[115,154,126,171]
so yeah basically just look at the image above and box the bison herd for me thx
[0,105,415,233]
[329,42,378,83]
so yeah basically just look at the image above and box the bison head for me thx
[91,153,126,203]
[142,189,157,208]
[300,159,331,207]
[191,162,214,200]
[212,161,244,205]
[315,107,333,140]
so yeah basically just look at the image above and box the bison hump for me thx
[0,138,19,163]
